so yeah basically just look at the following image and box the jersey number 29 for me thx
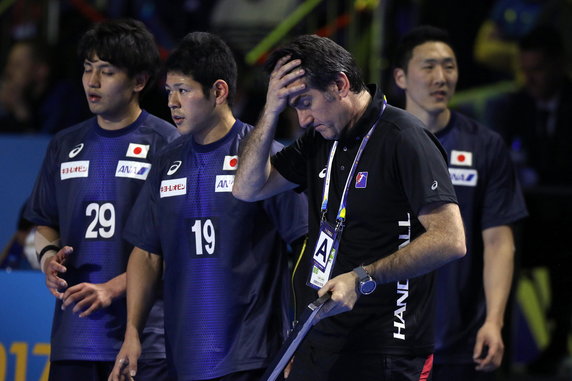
[85,202,115,239]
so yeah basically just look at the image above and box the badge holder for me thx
[308,219,343,289]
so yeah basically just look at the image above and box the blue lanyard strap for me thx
[320,98,387,229]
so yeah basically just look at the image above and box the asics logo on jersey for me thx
[68,143,84,158]
[431,181,438,190]
[318,167,327,178]
[167,161,182,175]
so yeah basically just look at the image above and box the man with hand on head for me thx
[233,34,466,381]
[393,25,527,380]
[109,31,308,381]
[24,19,180,381]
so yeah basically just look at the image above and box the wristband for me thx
[37,245,61,264]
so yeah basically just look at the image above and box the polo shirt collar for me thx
[339,84,383,143]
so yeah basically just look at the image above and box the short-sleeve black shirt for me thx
[272,85,458,355]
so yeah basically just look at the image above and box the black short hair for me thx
[165,32,237,106]
[393,25,453,71]
[519,26,564,59]
[265,34,366,93]
[77,18,160,91]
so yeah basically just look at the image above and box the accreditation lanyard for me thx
[308,99,387,289]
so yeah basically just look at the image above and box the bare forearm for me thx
[482,226,515,327]
[234,107,279,201]
[125,248,162,337]
[234,55,306,201]
[366,203,466,283]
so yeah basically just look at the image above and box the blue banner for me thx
[0,270,52,381]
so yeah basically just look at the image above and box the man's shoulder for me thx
[451,111,505,144]
[140,113,179,141]
[383,104,424,125]
[48,118,95,148]
[154,133,191,161]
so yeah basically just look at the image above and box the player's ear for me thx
[212,80,229,105]
[133,73,149,93]
[393,68,407,90]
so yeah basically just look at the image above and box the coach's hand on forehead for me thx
[265,55,306,116]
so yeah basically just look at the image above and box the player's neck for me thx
[193,107,236,145]
[96,104,142,131]
[407,104,450,134]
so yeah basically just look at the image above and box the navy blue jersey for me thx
[25,111,180,361]
[433,111,528,363]
[124,120,308,380]
[273,86,457,356]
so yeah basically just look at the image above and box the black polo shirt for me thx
[272,85,457,355]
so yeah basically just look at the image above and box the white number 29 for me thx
[85,202,115,239]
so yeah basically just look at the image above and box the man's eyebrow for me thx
[289,94,302,108]
[421,57,455,64]
[84,59,114,69]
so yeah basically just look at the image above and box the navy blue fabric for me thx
[125,120,308,380]
[25,111,179,361]
[433,111,527,364]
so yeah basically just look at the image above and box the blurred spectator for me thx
[474,0,546,78]
[474,0,572,81]
[490,25,572,186]
[489,25,572,375]
[534,0,572,77]
[0,38,89,134]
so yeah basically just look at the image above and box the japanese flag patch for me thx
[223,155,239,170]
[450,150,472,166]
[126,143,150,159]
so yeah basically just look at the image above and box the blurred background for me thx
[1,1,571,380]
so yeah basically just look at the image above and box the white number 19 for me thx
[191,219,215,255]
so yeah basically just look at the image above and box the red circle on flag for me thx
[230,158,238,167]
[134,147,142,155]
[457,154,465,162]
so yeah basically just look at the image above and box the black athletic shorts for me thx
[48,358,169,381]
[432,363,496,381]
[286,341,433,381]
